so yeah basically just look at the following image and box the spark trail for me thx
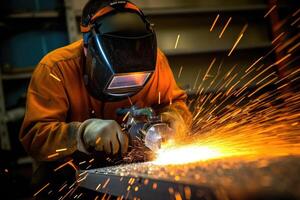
[154,9,300,166]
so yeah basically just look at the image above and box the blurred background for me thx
[0,0,299,199]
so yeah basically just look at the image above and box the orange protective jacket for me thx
[19,40,190,163]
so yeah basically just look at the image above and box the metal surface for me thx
[78,167,216,200]
[78,155,300,200]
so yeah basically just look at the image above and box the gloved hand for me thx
[77,119,128,155]
[159,102,192,139]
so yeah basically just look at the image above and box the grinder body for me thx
[118,106,174,151]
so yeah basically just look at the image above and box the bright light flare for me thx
[153,145,222,165]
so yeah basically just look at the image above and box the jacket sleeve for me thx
[153,50,192,136]
[19,63,81,161]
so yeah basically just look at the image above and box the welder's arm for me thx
[20,64,129,161]
[19,63,83,161]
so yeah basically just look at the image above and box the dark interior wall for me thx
[0,1,299,199]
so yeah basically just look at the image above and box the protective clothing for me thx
[77,119,129,155]
[19,40,191,163]
[82,1,157,101]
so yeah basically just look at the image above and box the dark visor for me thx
[98,32,157,74]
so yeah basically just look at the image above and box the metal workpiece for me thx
[78,155,300,200]
[78,165,216,200]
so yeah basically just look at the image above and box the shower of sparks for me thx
[32,7,300,200]
[153,10,299,164]
[219,17,232,38]
[210,14,220,32]
[174,34,181,49]
[264,5,277,18]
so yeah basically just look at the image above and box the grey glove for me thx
[77,119,128,155]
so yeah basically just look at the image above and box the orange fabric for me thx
[124,2,141,14]
[19,40,190,162]
[90,6,115,22]
[80,25,92,33]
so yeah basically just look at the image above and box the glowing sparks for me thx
[246,56,263,73]
[76,174,88,183]
[96,183,102,190]
[271,32,285,44]
[134,186,139,191]
[58,183,68,192]
[102,178,110,188]
[96,137,102,145]
[193,69,201,90]
[79,161,86,165]
[33,183,50,197]
[292,8,300,17]
[178,66,183,79]
[210,14,220,32]
[203,58,216,81]
[175,192,183,200]
[270,53,291,67]
[264,5,277,18]
[56,148,67,152]
[47,152,59,159]
[122,111,130,122]
[158,91,161,105]
[288,41,300,53]
[49,73,61,82]
[219,17,232,38]
[291,16,300,26]
[153,145,222,165]
[54,159,74,172]
[228,24,248,56]
[174,34,181,49]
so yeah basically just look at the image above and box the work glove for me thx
[77,119,129,155]
[160,102,192,140]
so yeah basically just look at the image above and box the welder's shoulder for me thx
[39,39,83,68]
[157,48,167,61]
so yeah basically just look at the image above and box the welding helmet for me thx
[81,1,157,101]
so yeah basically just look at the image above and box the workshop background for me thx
[0,0,299,199]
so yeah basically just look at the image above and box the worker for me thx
[19,0,191,198]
